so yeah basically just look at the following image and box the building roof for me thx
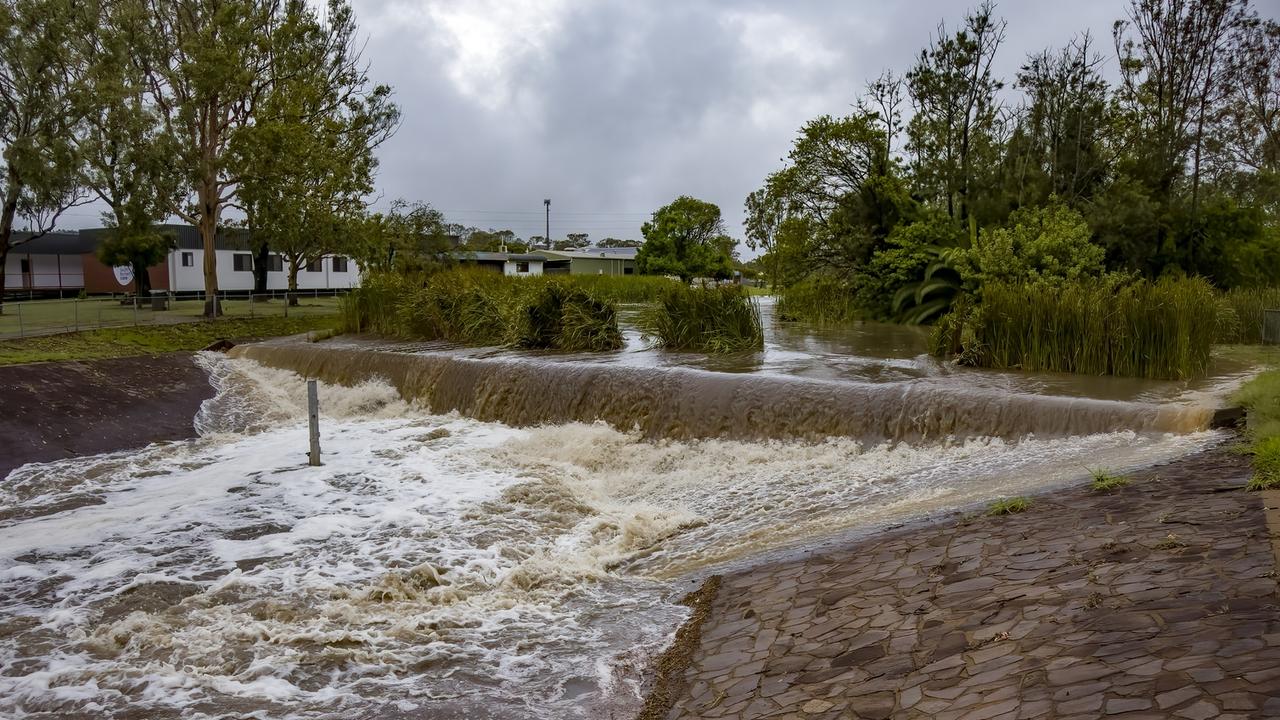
[532,246,639,260]
[8,231,98,255]
[79,224,253,251]
[455,251,546,262]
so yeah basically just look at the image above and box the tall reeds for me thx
[933,277,1219,380]
[341,269,624,351]
[776,277,861,323]
[639,284,763,353]
[1216,287,1280,344]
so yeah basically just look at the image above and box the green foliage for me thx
[95,231,175,295]
[874,214,967,324]
[635,196,734,281]
[776,277,861,324]
[987,497,1029,515]
[935,277,1219,379]
[1234,369,1280,445]
[1089,469,1129,493]
[341,270,624,352]
[1216,287,1280,344]
[554,275,677,304]
[958,202,1106,289]
[638,285,763,353]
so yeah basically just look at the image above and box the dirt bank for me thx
[0,353,213,478]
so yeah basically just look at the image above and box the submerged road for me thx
[650,448,1280,719]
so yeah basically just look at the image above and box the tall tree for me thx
[135,0,278,315]
[906,1,1007,222]
[234,0,398,303]
[635,196,734,281]
[0,0,87,311]
[744,186,784,289]
[1213,15,1279,210]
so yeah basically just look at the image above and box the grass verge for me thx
[1234,368,1280,490]
[0,315,340,366]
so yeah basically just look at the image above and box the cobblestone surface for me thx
[665,449,1280,719]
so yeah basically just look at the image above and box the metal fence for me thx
[0,289,348,339]
[1265,309,1280,345]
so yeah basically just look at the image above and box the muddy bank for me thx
[0,353,214,478]
[652,446,1280,719]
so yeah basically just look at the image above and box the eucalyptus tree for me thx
[905,1,1007,223]
[234,0,398,303]
[0,0,89,311]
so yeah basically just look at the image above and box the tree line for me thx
[745,0,1280,322]
[0,0,396,313]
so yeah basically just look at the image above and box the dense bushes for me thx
[930,277,1219,380]
[639,284,763,353]
[341,270,623,351]
[1216,287,1280,344]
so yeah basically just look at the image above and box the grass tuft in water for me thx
[1089,469,1129,493]
[986,497,1030,516]
[639,284,763,353]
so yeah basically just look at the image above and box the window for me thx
[181,252,193,267]
[232,253,253,272]
[266,254,283,272]
[624,267,634,275]
[306,258,323,273]
[516,261,529,273]
[331,256,349,273]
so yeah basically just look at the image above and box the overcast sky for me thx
[54,1,1144,247]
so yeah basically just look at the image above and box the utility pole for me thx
[544,198,551,250]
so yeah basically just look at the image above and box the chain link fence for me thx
[0,289,348,339]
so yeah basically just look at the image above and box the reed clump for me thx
[932,277,1219,380]
[341,269,624,351]
[1216,287,1280,344]
[776,276,861,324]
[639,284,763,353]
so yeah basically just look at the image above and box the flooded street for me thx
[0,305,1241,718]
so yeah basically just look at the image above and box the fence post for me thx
[16,303,23,338]
[307,379,322,466]
[73,299,79,332]
[133,296,138,326]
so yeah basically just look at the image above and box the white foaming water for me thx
[0,354,1221,719]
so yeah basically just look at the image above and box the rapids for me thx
[0,326,1231,717]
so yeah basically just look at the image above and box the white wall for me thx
[503,259,543,277]
[168,249,361,292]
[4,252,84,290]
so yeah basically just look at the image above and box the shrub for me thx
[933,277,1218,380]
[640,284,763,353]
[987,497,1030,515]
[957,202,1106,289]
[518,283,623,351]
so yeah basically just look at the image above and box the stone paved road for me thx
[663,449,1280,719]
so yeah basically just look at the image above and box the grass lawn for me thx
[0,314,339,366]
[0,296,342,338]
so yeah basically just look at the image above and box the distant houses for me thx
[452,246,638,277]
[4,224,360,298]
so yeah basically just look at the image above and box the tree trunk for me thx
[197,179,221,317]
[254,241,270,295]
[288,260,300,306]
[0,177,19,315]
[134,260,152,296]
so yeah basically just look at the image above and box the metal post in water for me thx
[307,379,322,466]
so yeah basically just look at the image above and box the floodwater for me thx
[0,300,1244,718]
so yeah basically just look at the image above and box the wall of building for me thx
[82,254,168,294]
[167,249,361,292]
[566,257,634,276]
[503,259,544,277]
[3,252,85,292]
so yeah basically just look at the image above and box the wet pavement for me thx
[659,448,1280,719]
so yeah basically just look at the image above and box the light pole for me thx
[543,198,551,249]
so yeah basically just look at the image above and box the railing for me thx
[0,289,349,339]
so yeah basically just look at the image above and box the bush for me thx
[1216,287,1280,344]
[341,269,624,351]
[639,284,763,353]
[777,276,861,323]
[957,202,1106,290]
[932,277,1218,380]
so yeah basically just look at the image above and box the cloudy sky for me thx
[53,1,1133,247]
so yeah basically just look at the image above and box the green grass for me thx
[934,277,1219,380]
[638,284,764,353]
[0,314,340,366]
[1235,369,1280,490]
[987,497,1030,516]
[556,275,678,303]
[342,269,624,351]
[1215,287,1280,344]
[776,277,862,324]
[1089,469,1129,493]
[0,296,341,337]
